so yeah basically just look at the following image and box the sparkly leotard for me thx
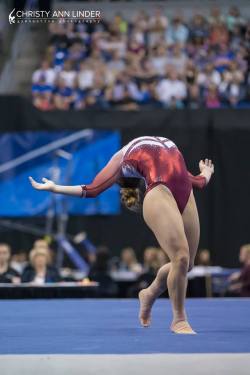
[81,136,206,213]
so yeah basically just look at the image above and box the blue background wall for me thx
[0,130,121,216]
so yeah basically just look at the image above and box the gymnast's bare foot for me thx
[138,288,155,327]
[170,320,196,334]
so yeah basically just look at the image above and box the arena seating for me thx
[31,5,250,110]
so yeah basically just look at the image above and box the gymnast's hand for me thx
[199,159,214,175]
[29,176,56,192]
[199,159,214,183]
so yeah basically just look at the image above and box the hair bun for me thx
[121,188,139,208]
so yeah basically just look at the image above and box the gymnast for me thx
[29,136,214,334]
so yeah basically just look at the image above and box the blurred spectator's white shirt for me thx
[156,79,187,103]
[10,260,28,274]
[78,69,94,90]
[132,30,145,46]
[148,15,168,34]
[197,70,221,87]
[113,82,141,101]
[58,70,77,88]
[148,15,168,46]
[150,56,168,75]
[113,83,124,101]
[98,39,126,58]
[230,83,240,97]
[32,68,57,86]
[108,60,125,74]
[219,80,229,95]
[166,54,187,73]
[166,24,189,45]
[127,82,141,100]
[33,275,45,285]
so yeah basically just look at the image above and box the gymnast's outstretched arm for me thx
[188,159,214,189]
[29,150,123,197]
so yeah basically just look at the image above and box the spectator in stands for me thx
[165,15,189,46]
[88,246,118,297]
[32,60,56,87]
[226,6,246,32]
[148,7,168,46]
[97,31,127,60]
[166,43,187,74]
[197,63,221,89]
[127,38,145,63]
[107,50,126,78]
[53,78,75,110]
[33,238,54,265]
[10,252,28,274]
[33,92,54,111]
[228,244,250,297]
[231,25,244,51]
[149,44,168,75]
[68,42,87,65]
[84,94,101,110]
[118,247,142,273]
[195,249,212,266]
[21,247,60,284]
[214,43,234,73]
[143,247,160,273]
[205,84,221,108]
[111,13,128,35]
[127,247,163,298]
[208,7,225,26]
[187,84,203,108]
[48,22,70,48]
[33,239,49,249]
[108,73,141,110]
[228,244,250,283]
[77,60,95,91]
[156,68,187,107]
[31,5,250,110]
[245,24,250,50]
[58,60,77,88]
[132,11,148,44]
[189,13,209,45]
[239,244,250,263]
[209,21,229,47]
[32,76,53,99]
[0,243,20,284]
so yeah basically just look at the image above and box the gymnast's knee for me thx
[172,251,189,273]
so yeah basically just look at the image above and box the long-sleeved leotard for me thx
[81,136,207,213]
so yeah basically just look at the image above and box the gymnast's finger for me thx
[29,176,41,189]
[29,176,36,186]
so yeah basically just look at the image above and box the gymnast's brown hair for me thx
[118,177,145,213]
[120,187,141,211]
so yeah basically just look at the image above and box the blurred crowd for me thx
[1,239,250,298]
[0,240,60,284]
[227,244,250,297]
[32,6,250,111]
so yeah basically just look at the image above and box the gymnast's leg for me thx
[139,190,200,328]
[182,190,200,274]
[139,262,171,326]
[139,184,195,333]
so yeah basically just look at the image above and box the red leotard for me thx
[81,136,206,213]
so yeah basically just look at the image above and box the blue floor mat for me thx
[0,298,250,354]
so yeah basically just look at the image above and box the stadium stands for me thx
[31,5,250,110]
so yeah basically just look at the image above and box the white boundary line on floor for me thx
[0,353,250,375]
